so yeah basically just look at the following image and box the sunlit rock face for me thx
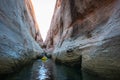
[45,0,120,79]
[0,0,43,74]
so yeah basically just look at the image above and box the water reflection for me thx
[38,63,48,80]
[31,60,52,80]
[4,59,106,80]
[52,62,81,80]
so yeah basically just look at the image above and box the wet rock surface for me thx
[0,0,43,74]
[45,0,120,79]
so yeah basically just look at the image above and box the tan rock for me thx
[45,0,120,79]
[0,0,43,74]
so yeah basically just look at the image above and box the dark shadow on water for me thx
[52,62,81,80]
[2,59,108,80]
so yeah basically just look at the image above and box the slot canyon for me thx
[0,0,120,80]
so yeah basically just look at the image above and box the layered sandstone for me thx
[0,0,43,74]
[45,0,120,79]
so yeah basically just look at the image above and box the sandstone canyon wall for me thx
[45,0,120,79]
[0,0,43,74]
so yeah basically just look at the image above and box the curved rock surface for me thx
[0,0,43,74]
[45,0,120,79]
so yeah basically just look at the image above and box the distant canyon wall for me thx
[45,0,120,79]
[0,0,43,74]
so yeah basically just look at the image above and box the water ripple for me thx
[38,63,48,80]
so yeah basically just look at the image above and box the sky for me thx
[31,0,56,41]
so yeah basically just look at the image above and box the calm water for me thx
[3,59,105,80]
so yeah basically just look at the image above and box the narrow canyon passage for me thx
[0,0,120,80]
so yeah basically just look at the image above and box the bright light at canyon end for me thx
[31,0,56,41]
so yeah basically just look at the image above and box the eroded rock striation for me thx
[45,0,120,79]
[0,0,43,74]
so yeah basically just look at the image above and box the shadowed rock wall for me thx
[45,0,120,79]
[0,0,43,74]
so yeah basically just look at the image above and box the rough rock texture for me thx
[45,0,120,79]
[0,0,43,74]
